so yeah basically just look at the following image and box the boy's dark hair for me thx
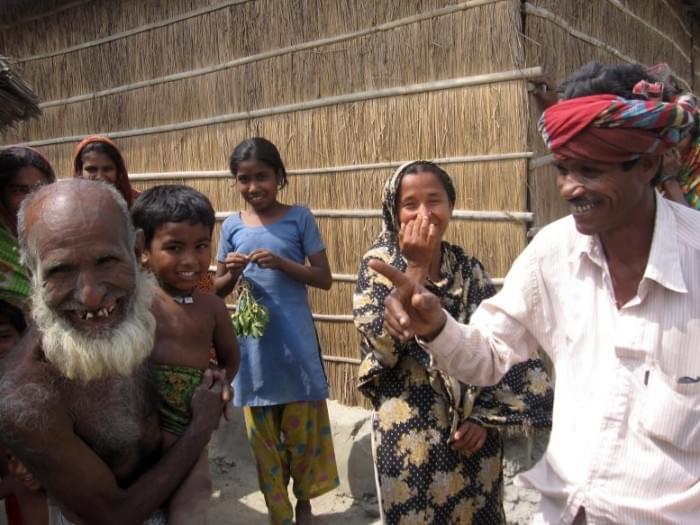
[0,146,56,191]
[557,62,675,102]
[131,185,216,247]
[229,137,288,189]
[0,300,26,334]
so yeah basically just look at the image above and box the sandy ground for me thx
[208,455,380,524]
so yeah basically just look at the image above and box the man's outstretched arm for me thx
[368,258,544,386]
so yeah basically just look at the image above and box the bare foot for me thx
[295,499,312,525]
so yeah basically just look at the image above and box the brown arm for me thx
[2,370,226,525]
[211,295,239,382]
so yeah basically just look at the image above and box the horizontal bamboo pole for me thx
[603,0,690,63]
[322,355,361,365]
[129,152,534,181]
[18,67,543,148]
[522,3,692,92]
[17,0,253,63]
[529,154,554,170]
[207,267,504,286]
[215,209,533,222]
[313,314,354,322]
[39,0,507,108]
[660,0,691,37]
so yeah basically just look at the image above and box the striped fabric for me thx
[538,94,695,164]
[422,192,700,524]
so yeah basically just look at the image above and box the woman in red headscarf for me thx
[72,135,139,208]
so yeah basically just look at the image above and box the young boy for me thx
[131,185,239,525]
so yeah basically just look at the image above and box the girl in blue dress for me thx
[214,137,338,525]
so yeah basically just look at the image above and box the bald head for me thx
[18,179,135,274]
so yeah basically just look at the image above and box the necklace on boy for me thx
[172,294,194,305]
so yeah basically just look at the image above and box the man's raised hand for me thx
[368,259,446,342]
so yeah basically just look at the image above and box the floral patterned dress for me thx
[353,163,553,524]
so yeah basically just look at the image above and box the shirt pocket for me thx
[637,368,700,452]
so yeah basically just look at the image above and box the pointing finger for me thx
[368,259,411,288]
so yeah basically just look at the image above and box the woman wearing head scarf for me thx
[353,161,553,524]
[72,135,139,208]
[0,146,55,307]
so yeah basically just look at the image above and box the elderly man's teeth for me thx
[97,308,109,318]
[107,304,116,313]
[573,203,595,213]
[85,312,94,320]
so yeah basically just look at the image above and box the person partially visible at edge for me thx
[73,135,139,208]
[636,63,700,209]
[0,147,55,308]
[0,300,47,525]
[0,179,230,525]
[214,137,338,525]
[0,147,55,238]
[370,62,700,524]
[131,185,239,525]
[353,161,553,524]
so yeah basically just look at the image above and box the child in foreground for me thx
[131,185,239,525]
[214,137,338,525]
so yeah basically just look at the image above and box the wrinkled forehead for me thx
[26,189,130,254]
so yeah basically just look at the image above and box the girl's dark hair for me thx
[77,142,122,172]
[0,299,26,334]
[0,146,56,190]
[557,62,675,102]
[400,161,456,207]
[131,185,216,247]
[229,137,288,189]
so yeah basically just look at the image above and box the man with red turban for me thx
[369,63,700,524]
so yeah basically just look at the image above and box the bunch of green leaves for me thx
[231,278,269,338]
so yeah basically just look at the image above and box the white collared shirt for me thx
[423,193,700,524]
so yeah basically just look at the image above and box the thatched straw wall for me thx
[1,0,535,407]
[2,0,696,406]
[524,0,695,228]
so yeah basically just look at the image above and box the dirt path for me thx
[209,455,380,524]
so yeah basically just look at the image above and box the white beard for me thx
[31,270,157,383]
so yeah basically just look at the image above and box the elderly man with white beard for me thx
[0,179,230,525]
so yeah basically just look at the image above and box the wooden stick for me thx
[659,0,691,37]
[17,0,254,63]
[322,355,361,365]
[214,209,533,222]
[128,152,533,181]
[207,268,504,285]
[529,154,554,170]
[523,3,692,92]
[603,0,690,63]
[18,67,543,147]
[38,0,507,108]
[313,314,354,322]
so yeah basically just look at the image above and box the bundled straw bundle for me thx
[0,57,41,132]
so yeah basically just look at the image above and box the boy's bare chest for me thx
[152,304,216,368]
